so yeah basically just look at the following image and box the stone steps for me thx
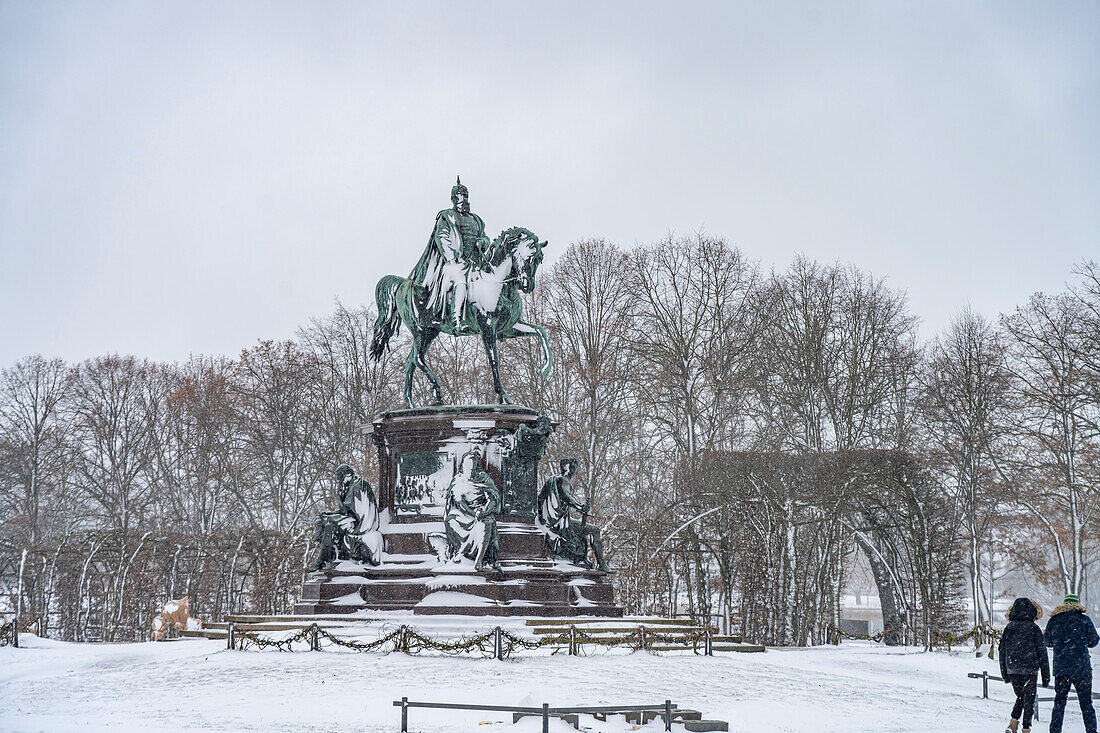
[296,561,622,616]
[713,643,765,652]
[522,618,744,637]
[524,616,700,627]
[525,616,762,653]
[224,613,379,624]
[181,629,224,639]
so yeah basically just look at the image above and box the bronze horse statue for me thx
[369,226,553,408]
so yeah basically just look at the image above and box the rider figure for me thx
[408,176,491,329]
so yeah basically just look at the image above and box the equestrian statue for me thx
[369,177,553,407]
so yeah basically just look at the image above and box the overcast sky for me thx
[1,1,1097,366]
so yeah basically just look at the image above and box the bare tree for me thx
[298,301,403,480]
[149,357,237,535]
[921,307,1011,626]
[230,341,332,533]
[753,258,917,453]
[1000,292,1100,595]
[631,234,758,460]
[538,240,637,512]
[1070,261,1100,438]
[70,356,160,532]
[0,356,75,547]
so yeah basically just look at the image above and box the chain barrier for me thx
[227,623,718,657]
[233,625,314,651]
[233,624,505,656]
[827,624,1002,648]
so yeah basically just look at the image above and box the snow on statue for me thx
[309,464,383,571]
[537,458,610,571]
[432,449,502,572]
[150,596,203,641]
[369,176,553,408]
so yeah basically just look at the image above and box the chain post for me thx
[664,699,673,731]
[569,625,577,656]
[227,621,235,650]
[982,670,989,699]
[13,619,18,648]
[494,626,503,660]
[639,624,647,651]
[401,696,408,732]
[542,702,550,733]
[705,628,713,656]
[311,623,319,652]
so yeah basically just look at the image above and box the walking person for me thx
[1000,598,1050,733]
[1045,593,1099,733]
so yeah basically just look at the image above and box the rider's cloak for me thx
[409,208,488,323]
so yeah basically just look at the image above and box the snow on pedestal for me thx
[295,406,621,617]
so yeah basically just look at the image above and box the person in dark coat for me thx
[999,597,1050,732]
[1044,593,1099,733]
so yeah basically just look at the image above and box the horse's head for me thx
[495,226,546,293]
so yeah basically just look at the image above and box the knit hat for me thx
[1064,593,1080,605]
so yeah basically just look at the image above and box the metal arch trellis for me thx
[0,619,16,647]
[7,529,325,642]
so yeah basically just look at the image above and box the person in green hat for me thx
[1044,592,1099,733]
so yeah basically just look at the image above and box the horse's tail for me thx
[369,275,403,361]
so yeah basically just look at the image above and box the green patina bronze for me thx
[369,177,553,408]
[537,458,610,571]
[502,415,554,517]
[442,449,502,571]
[309,464,383,571]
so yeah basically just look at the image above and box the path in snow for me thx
[1,635,1093,732]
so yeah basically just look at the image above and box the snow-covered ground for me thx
[1,634,1093,733]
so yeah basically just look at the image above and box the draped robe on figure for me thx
[409,208,490,324]
[443,469,500,568]
[537,476,591,566]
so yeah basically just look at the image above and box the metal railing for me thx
[968,670,1100,722]
[392,697,681,733]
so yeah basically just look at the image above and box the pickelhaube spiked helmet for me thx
[450,175,468,201]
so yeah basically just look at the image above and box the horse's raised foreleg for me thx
[508,320,554,379]
[476,311,512,404]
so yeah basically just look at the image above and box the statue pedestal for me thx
[293,405,622,617]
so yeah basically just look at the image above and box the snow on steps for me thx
[621,709,730,731]
[525,617,765,653]
[515,707,729,731]
[181,612,541,641]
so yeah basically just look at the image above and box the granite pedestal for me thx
[294,405,622,617]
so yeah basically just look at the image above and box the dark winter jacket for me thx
[1044,602,1100,678]
[999,598,1050,685]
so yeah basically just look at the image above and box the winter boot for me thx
[1005,719,1018,733]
